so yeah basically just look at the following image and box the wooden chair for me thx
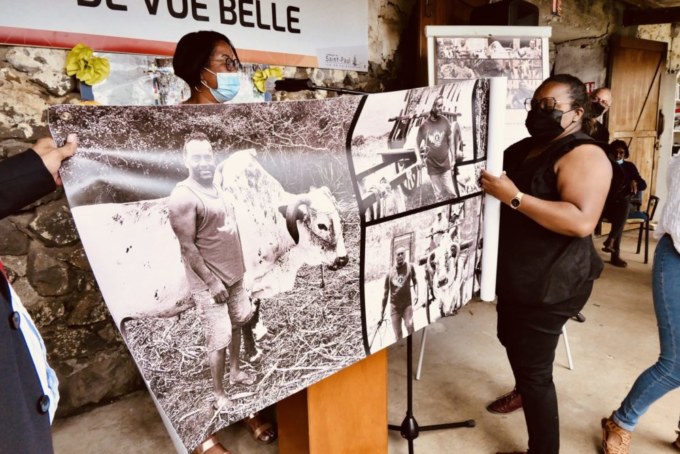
[625,195,659,264]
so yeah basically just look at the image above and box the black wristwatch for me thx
[510,191,524,210]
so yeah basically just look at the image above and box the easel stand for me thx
[389,335,475,454]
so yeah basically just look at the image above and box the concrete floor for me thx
[52,231,680,453]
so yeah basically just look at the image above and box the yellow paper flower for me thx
[252,67,283,93]
[66,43,110,86]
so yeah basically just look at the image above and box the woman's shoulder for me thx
[571,142,607,154]
[556,142,612,175]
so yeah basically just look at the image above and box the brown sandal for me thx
[192,435,231,454]
[243,412,278,444]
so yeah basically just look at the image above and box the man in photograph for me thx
[168,132,254,411]
[516,39,541,59]
[380,247,418,340]
[417,96,461,202]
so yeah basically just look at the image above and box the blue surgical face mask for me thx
[202,68,240,103]
[616,159,624,165]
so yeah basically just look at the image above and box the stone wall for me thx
[637,23,680,72]
[536,0,678,83]
[0,46,146,417]
[0,0,416,418]
[535,0,622,88]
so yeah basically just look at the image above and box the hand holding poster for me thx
[48,81,502,452]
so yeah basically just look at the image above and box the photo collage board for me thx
[427,25,552,148]
[48,79,503,451]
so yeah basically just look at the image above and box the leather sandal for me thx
[192,435,231,454]
[243,412,278,444]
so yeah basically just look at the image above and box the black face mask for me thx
[591,101,606,117]
[525,108,565,141]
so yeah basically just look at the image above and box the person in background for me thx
[481,74,611,454]
[601,140,647,268]
[0,135,77,453]
[586,87,612,143]
[601,155,680,453]
[173,31,276,454]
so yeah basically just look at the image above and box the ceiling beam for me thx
[623,6,680,26]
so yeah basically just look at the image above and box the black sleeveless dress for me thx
[496,131,604,305]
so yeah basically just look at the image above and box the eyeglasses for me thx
[209,56,240,72]
[524,97,575,112]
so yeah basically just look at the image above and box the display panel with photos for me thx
[48,80,503,451]
[427,26,551,148]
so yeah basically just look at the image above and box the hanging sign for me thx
[0,0,368,70]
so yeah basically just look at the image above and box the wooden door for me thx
[608,35,666,206]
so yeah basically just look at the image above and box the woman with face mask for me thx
[173,31,244,105]
[481,74,612,454]
[584,87,612,143]
[172,31,277,454]
[601,140,647,267]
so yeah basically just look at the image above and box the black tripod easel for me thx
[388,334,475,454]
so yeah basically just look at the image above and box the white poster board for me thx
[426,25,552,148]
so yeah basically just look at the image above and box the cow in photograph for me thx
[419,227,472,316]
[73,150,348,341]
[215,149,349,297]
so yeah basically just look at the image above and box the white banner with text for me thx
[0,0,368,70]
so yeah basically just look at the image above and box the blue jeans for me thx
[613,234,680,431]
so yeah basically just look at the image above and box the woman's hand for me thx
[480,169,520,206]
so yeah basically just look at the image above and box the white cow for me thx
[420,228,464,316]
[70,149,348,329]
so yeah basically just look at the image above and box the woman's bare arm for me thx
[481,144,612,237]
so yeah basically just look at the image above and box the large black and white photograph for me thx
[427,26,551,148]
[47,99,365,452]
[349,80,489,221]
[435,36,544,109]
[363,196,484,354]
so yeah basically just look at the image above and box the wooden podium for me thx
[277,350,388,454]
